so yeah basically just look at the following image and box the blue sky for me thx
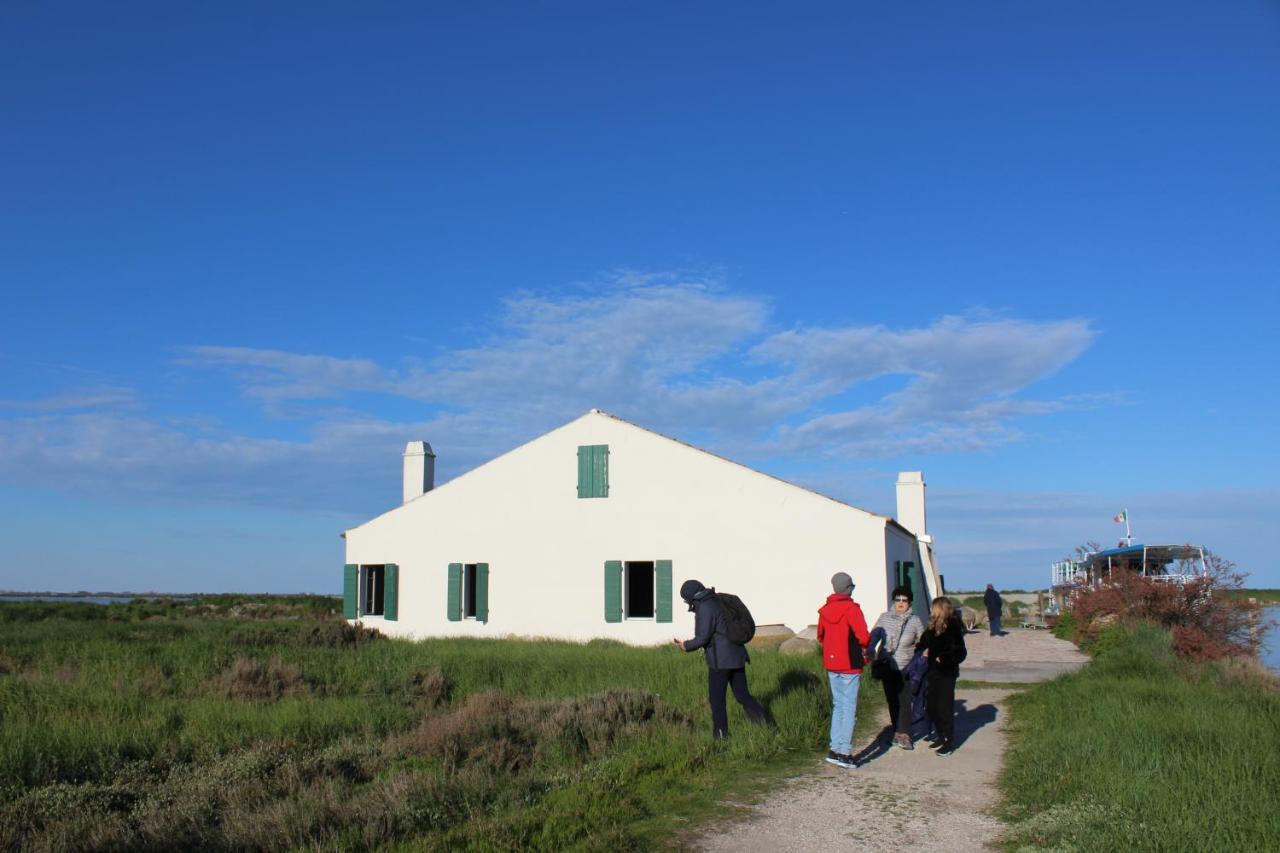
[2,1,1277,593]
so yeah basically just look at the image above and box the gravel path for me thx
[695,688,1012,852]
[692,631,1087,851]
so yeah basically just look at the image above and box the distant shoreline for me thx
[0,591,338,598]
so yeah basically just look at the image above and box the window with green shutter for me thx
[577,445,609,498]
[475,563,489,623]
[447,563,463,621]
[383,564,399,621]
[343,564,358,619]
[604,560,622,622]
[603,559,672,622]
[655,560,673,623]
[447,563,491,623]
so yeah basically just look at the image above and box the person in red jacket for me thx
[817,571,871,768]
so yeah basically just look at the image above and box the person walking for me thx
[867,585,925,750]
[983,583,1003,636]
[673,579,768,738]
[817,572,871,769]
[917,596,967,756]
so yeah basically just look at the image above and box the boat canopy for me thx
[1051,543,1207,590]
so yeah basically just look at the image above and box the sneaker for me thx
[936,743,956,756]
[894,734,915,751]
[825,751,857,768]
[928,738,945,749]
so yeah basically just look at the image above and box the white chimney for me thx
[896,471,927,537]
[403,441,435,503]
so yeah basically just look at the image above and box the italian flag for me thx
[1113,510,1127,523]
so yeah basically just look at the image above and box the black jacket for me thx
[916,616,968,678]
[683,596,749,670]
[983,588,1002,617]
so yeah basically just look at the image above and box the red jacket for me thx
[817,593,871,674]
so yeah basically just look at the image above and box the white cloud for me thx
[2,275,1105,514]
[0,386,139,412]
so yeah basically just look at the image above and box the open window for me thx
[603,559,672,623]
[447,563,489,622]
[362,565,385,616]
[625,561,655,618]
[342,563,398,621]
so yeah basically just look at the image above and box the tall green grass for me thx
[0,600,875,850]
[999,624,1280,851]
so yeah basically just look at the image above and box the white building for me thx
[342,409,942,643]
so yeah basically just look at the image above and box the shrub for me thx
[215,655,308,700]
[1052,610,1077,642]
[1059,552,1266,660]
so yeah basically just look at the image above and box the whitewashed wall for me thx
[345,411,895,644]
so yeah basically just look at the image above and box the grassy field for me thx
[998,624,1280,851]
[0,598,871,851]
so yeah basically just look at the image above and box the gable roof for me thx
[345,408,894,533]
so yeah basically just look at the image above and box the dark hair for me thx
[891,585,913,604]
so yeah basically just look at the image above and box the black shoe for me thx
[937,743,956,756]
[928,739,944,749]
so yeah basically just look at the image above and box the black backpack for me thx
[715,592,756,645]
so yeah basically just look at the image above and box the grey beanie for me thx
[831,572,854,595]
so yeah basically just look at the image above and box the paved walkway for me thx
[960,627,1088,682]
[694,629,1086,852]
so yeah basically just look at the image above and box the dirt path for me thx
[693,630,1085,851]
[696,688,1012,852]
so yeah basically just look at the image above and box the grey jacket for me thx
[870,610,925,671]
[682,596,749,670]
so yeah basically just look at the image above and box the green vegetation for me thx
[999,624,1280,851]
[1219,588,1280,604]
[0,599,869,851]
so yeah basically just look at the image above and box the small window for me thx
[625,561,655,618]
[362,565,385,616]
[577,445,609,498]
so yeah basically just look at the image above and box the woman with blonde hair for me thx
[915,596,967,755]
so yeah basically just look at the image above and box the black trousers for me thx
[708,668,768,737]
[926,670,957,744]
[881,669,913,734]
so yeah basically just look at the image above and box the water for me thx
[0,595,189,605]
[1262,607,1280,676]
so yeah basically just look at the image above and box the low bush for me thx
[1058,554,1266,661]
[214,655,309,700]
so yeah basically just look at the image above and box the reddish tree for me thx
[1065,549,1265,661]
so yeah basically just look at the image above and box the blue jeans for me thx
[989,613,1002,636]
[827,672,860,754]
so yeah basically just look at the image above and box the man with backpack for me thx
[672,578,769,738]
[817,572,871,769]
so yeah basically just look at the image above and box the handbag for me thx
[870,617,909,680]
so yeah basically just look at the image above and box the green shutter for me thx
[447,563,463,621]
[593,445,609,497]
[343,564,358,619]
[655,559,673,623]
[476,563,489,623]
[604,560,622,622]
[577,445,609,498]
[383,564,399,621]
